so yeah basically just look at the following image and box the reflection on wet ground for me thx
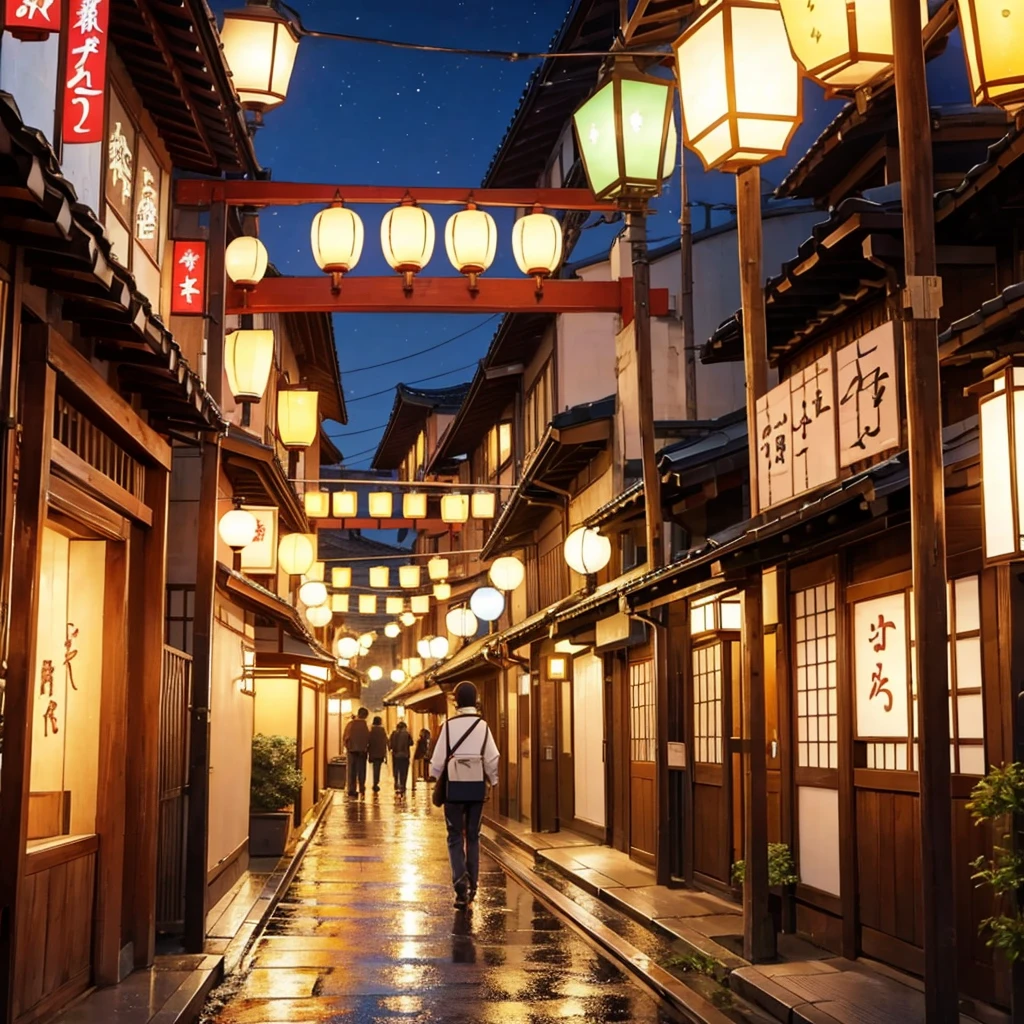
[203,788,678,1023]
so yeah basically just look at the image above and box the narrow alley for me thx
[202,787,678,1024]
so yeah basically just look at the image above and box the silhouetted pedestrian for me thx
[389,720,413,796]
[343,707,370,797]
[413,727,431,788]
[368,715,388,792]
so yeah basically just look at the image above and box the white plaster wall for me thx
[0,32,59,138]
[556,311,617,412]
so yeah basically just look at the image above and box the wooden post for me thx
[679,142,697,422]
[629,210,663,571]
[736,165,775,963]
[184,200,227,953]
[890,1,957,1018]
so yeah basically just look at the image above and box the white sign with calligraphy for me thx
[756,381,793,510]
[240,506,278,574]
[853,592,908,738]
[837,322,900,467]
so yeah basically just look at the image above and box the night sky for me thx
[207,1,971,467]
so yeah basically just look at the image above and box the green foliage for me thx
[662,950,719,976]
[731,843,799,888]
[250,733,304,814]
[968,762,1024,963]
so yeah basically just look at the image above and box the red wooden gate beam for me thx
[226,276,669,320]
[176,179,618,212]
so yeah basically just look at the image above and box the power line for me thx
[346,360,480,405]
[342,315,500,375]
[328,421,387,438]
[339,443,380,461]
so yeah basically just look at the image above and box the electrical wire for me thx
[327,421,388,438]
[345,360,480,405]
[338,443,380,461]
[342,315,500,375]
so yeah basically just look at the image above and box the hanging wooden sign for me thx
[171,240,207,315]
[4,0,60,41]
[62,0,109,145]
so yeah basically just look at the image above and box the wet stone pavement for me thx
[202,786,679,1024]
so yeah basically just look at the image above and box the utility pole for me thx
[890,0,957,1018]
[679,142,697,421]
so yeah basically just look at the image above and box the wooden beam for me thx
[315,517,456,531]
[50,441,153,526]
[226,276,670,317]
[175,180,616,211]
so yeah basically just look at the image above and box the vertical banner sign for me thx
[62,0,109,145]
[171,240,207,315]
[853,592,909,739]
[4,0,61,41]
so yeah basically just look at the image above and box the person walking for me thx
[367,715,388,793]
[389,719,413,796]
[429,681,499,909]
[412,727,431,789]
[342,707,370,798]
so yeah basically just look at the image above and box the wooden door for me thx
[519,676,532,826]
[572,654,606,830]
[629,658,656,865]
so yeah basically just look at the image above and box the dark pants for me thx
[371,759,384,790]
[347,751,367,794]
[443,801,484,888]
[393,756,410,792]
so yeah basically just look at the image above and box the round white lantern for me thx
[381,199,435,289]
[225,235,268,289]
[512,208,563,288]
[218,506,258,551]
[298,580,328,607]
[390,668,407,684]
[470,586,505,622]
[433,582,451,601]
[305,604,332,628]
[489,555,525,592]
[224,329,275,404]
[367,665,383,681]
[446,607,478,638]
[400,611,417,627]
[444,203,497,289]
[417,637,432,659]
[384,622,401,639]
[311,201,364,292]
[358,632,375,650]
[279,533,316,576]
[428,635,450,660]
[563,526,612,576]
[336,635,361,660]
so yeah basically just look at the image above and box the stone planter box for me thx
[249,811,292,858]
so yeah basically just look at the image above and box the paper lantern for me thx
[331,566,352,589]
[367,665,383,681]
[224,329,274,403]
[305,604,332,628]
[511,208,563,289]
[380,199,435,289]
[489,555,525,592]
[399,564,421,588]
[277,389,318,450]
[336,635,361,660]
[470,586,504,622]
[390,668,407,684]
[444,203,497,289]
[219,506,258,551]
[433,582,451,600]
[404,656,423,678]
[368,491,393,518]
[219,3,299,111]
[417,637,432,659]
[298,580,328,607]
[384,622,401,639]
[428,557,449,581]
[303,562,325,583]
[359,594,377,615]
[446,607,478,638]
[304,491,330,518]
[279,533,316,575]
[957,0,1024,113]
[403,491,428,519]
[386,596,404,615]
[563,526,612,576]
[673,0,802,172]
[441,492,469,524]
[224,235,268,288]
[331,593,349,613]
[400,611,417,627]
[411,594,430,615]
[979,360,1024,562]
[428,635,450,660]
[333,490,358,518]
[471,491,496,519]
[546,655,569,681]
[369,565,390,589]
[358,632,375,650]
[311,201,364,292]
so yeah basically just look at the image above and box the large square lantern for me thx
[956,0,1024,113]
[220,1,300,113]
[977,359,1024,563]
[673,0,802,172]
[572,66,677,202]
[777,0,929,94]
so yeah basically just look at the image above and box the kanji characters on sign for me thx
[171,240,207,315]
[62,0,109,144]
[853,592,908,739]
[837,322,900,467]
[4,0,60,39]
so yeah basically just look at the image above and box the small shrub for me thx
[250,734,303,814]
[662,950,719,976]
[732,843,799,888]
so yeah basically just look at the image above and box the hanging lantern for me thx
[311,200,365,293]
[417,637,433,660]
[384,622,401,639]
[673,0,802,172]
[367,665,383,681]
[305,604,332,628]
[428,635,450,660]
[336,635,361,660]
[444,202,497,291]
[277,388,319,449]
[511,206,563,293]
[546,655,569,681]
[404,656,424,678]
[428,556,449,581]
[390,668,407,684]
[441,492,470,524]
[224,235,269,289]
[298,580,328,607]
[380,197,435,291]
[471,490,496,520]
[224,329,275,404]
[400,611,417,627]
[369,565,390,589]
[563,526,612,576]
[411,594,430,615]
[399,564,421,588]
[219,2,300,112]
[358,632,375,650]
[978,359,1024,562]
[403,492,428,519]
[279,533,316,575]
[433,582,452,601]
[218,504,258,551]
[304,562,325,583]
[957,0,1024,113]
[331,593,349,613]
[470,586,505,623]
[572,66,677,201]
[331,566,352,589]
[778,0,929,94]
[446,607,478,638]
[368,491,393,518]
[304,490,330,518]
[359,594,377,615]
[489,555,525,592]
[386,596,404,615]
[333,490,358,518]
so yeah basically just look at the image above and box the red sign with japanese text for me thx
[171,240,207,315]
[4,0,60,40]
[61,0,109,145]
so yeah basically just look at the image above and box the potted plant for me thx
[249,733,304,858]
[732,843,799,933]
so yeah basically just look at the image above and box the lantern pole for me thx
[735,163,775,963]
[890,0,957,1017]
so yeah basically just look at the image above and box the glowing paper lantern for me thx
[305,604,332,628]
[441,493,469,524]
[359,594,377,615]
[331,566,352,589]
[957,0,1024,113]
[369,565,390,589]
[386,596,404,615]
[279,533,316,576]
[298,580,327,607]
[444,203,497,289]
[384,622,401,639]
[224,235,268,288]
[219,4,299,111]
[331,594,349,613]
[311,201,364,292]
[304,491,330,518]
[380,199,435,289]
[303,563,325,584]
[471,491,496,519]
[511,208,563,289]
[336,636,361,660]
[400,611,417,627]
[428,635,450,659]
[399,564,421,588]
[277,389,319,449]
[433,582,451,601]
[333,490,358,518]
[489,555,525,592]
[358,632,375,650]
[219,506,258,551]
[470,586,504,622]
[390,668,406,684]
[428,557,449,581]
[563,526,612,576]
[417,637,432,659]
[403,492,428,519]
[225,329,274,404]
[411,594,430,615]
[367,665,383,681]
[368,491,393,518]
[446,607,478,638]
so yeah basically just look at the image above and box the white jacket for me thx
[429,707,500,786]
